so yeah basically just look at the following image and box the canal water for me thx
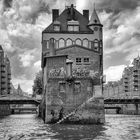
[0,114,140,140]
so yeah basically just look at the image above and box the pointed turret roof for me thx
[88,8,101,26]
[17,84,21,90]
[5,55,10,62]
[0,45,4,52]
[136,54,140,61]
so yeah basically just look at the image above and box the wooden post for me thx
[135,104,138,115]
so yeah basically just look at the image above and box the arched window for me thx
[83,39,89,48]
[89,41,92,49]
[75,39,82,46]
[66,38,73,47]
[46,40,49,49]
[59,38,65,48]
[55,40,59,49]
[49,38,56,48]
[94,39,99,51]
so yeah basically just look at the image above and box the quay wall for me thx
[105,104,140,115]
[0,105,11,116]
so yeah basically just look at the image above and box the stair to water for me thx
[55,101,88,124]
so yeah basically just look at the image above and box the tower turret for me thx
[88,6,103,39]
[88,6,103,78]
[88,8,101,28]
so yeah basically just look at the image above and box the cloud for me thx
[12,77,33,94]
[34,60,41,70]
[104,65,126,82]
[97,0,139,12]
[0,0,140,92]
[0,0,78,93]
[19,52,34,67]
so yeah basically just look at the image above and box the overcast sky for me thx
[0,0,140,94]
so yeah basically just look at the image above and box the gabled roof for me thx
[88,8,102,26]
[43,5,93,33]
[0,45,3,52]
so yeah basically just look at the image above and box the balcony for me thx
[1,81,6,84]
[133,84,138,88]
[124,81,128,83]
[133,69,138,72]
[1,70,5,73]
[124,77,128,79]
[1,64,5,67]
[133,74,138,77]
[1,87,6,90]
[133,79,138,82]
[124,90,129,92]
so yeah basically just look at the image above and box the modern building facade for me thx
[0,45,11,95]
[0,45,11,116]
[41,4,104,124]
[103,56,140,115]
[122,55,140,98]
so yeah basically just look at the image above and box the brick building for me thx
[103,56,140,115]
[122,55,140,98]
[0,45,11,116]
[0,45,11,95]
[41,4,104,124]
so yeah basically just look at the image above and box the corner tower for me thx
[88,7,103,75]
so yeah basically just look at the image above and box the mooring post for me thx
[135,104,138,115]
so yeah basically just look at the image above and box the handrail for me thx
[55,100,88,124]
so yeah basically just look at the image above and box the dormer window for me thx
[53,20,60,31]
[54,25,60,31]
[68,25,79,31]
[67,20,79,31]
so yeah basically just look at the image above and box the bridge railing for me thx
[104,91,140,100]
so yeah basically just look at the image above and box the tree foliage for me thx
[32,71,43,97]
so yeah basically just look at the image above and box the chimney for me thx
[83,10,89,20]
[66,59,73,77]
[52,9,59,21]
[49,38,56,56]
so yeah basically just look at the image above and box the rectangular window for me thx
[59,82,66,93]
[68,25,79,31]
[76,58,82,65]
[54,25,60,31]
[83,57,90,65]
[46,41,49,49]
[74,26,79,31]
[74,82,81,93]
[83,58,89,63]
[68,25,73,31]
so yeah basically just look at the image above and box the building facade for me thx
[41,4,104,124]
[103,81,123,99]
[103,56,140,115]
[122,56,140,98]
[0,45,11,95]
[0,45,11,116]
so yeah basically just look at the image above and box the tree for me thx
[32,71,43,97]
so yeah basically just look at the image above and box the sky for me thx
[0,0,140,94]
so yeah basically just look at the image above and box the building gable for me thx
[43,6,93,33]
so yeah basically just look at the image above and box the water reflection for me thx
[0,114,140,140]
